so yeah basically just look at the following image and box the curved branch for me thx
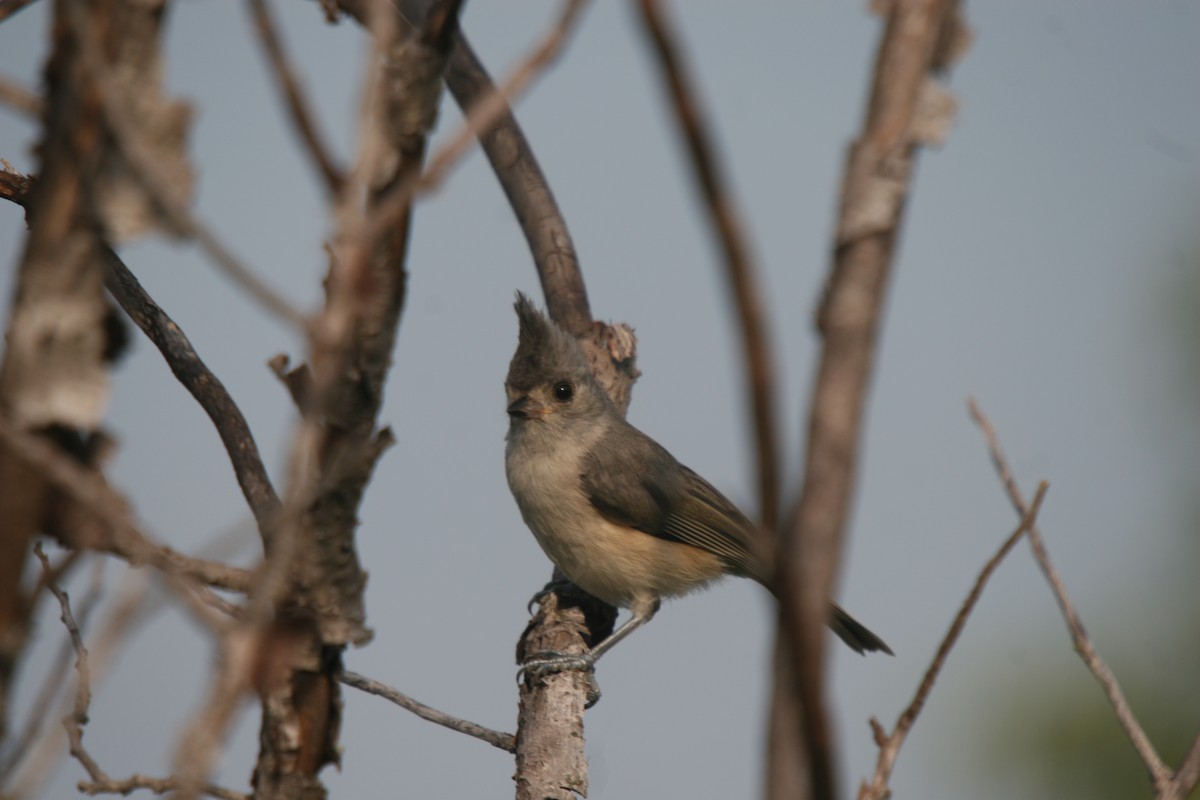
[101,247,281,540]
[442,28,592,336]
[634,0,780,529]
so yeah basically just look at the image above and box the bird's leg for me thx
[520,597,661,678]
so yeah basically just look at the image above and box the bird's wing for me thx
[579,422,767,581]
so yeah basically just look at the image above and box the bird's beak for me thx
[507,396,550,420]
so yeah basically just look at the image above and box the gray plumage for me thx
[504,292,890,660]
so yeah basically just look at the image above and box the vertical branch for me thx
[0,0,118,749]
[633,0,780,529]
[317,4,625,795]
[772,2,969,799]
[247,3,460,798]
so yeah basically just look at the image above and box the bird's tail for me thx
[828,602,892,655]
[745,546,892,655]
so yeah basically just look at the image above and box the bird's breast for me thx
[505,423,724,608]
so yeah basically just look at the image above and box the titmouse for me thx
[504,293,890,674]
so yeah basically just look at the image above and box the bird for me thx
[503,292,890,674]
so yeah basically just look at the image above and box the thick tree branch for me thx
[245,4,462,797]
[0,0,121,746]
[772,3,969,798]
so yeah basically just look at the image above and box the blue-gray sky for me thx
[2,2,1198,798]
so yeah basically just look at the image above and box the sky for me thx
[2,2,1199,799]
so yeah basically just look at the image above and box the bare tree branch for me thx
[32,543,105,787]
[633,0,780,529]
[0,414,253,593]
[319,5,631,796]
[245,0,345,197]
[967,398,1181,795]
[859,481,1050,800]
[0,75,39,117]
[1173,734,1200,799]
[772,3,968,798]
[0,555,101,780]
[100,246,281,538]
[0,0,121,745]
[417,0,589,199]
[0,0,38,24]
[340,670,515,753]
[79,774,249,800]
[245,3,463,796]
[442,28,593,336]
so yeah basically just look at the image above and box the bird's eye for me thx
[553,381,574,402]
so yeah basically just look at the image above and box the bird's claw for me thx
[517,651,602,707]
[517,650,595,680]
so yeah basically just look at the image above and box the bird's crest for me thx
[507,292,588,391]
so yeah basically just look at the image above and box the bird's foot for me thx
[518,651,601,707]
[518,650,595,678]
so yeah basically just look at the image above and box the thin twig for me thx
[0,414,253,593]
[0,74,40,117]
[967,397,1174,794]
[634,0,779,529]
[101,246,281,538]
[7,565,149,797]
[1173,734,1200,798]
[357,0,591,260]
[245,0,344,196]
[858,482,1050,800]
[340,670,515,753]
[32,543,106,785]
[0,554,103,779]
[416,0,589,197]
[79,774,249,800]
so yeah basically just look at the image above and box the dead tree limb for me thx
[772,3,970,798]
